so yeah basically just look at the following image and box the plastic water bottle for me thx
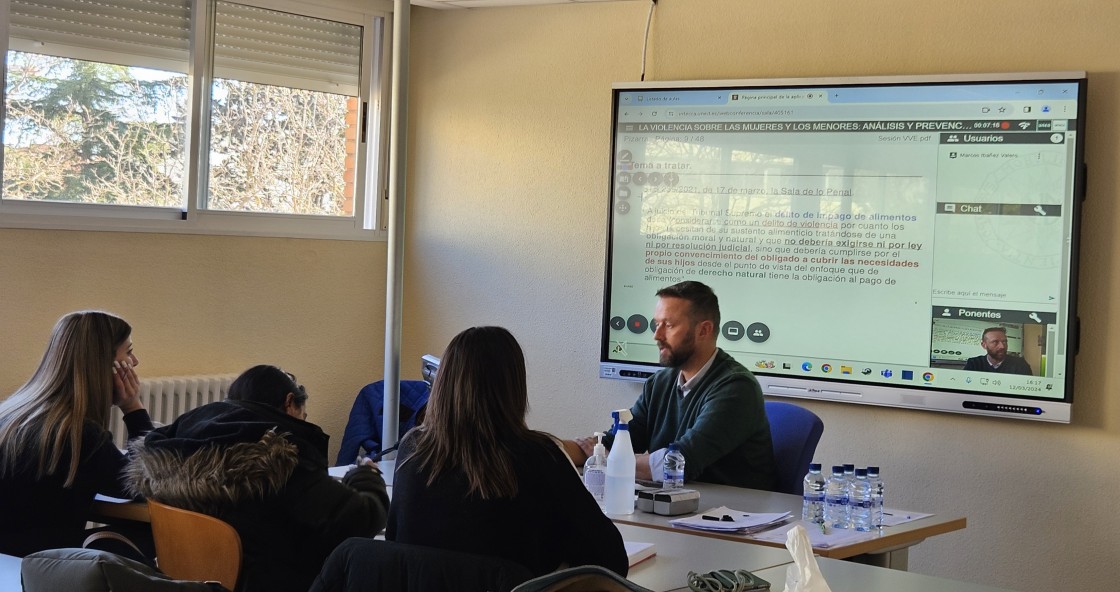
[841,463,856,526]
[868,466,884,528]
[801,463,826,524]
[582,432,608,506]
[824,465,849,529]
[604,409,636,514]
[662,443,685,489]
[850,468,873,532]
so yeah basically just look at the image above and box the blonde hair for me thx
[0,311,131,486]
[408,326,554,499]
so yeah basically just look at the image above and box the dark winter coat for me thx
[0,409,153,557]
[126,400,388,592]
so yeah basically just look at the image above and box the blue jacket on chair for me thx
[336,380,431,466]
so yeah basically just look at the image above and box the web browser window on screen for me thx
[602,75,1083,420]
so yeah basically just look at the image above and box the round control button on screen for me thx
[746,322,770,343]
[722,320,745,341]
[626,314,649,334]
[610,316,626,330]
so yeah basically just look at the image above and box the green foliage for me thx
[4,51,186,206]
[4,51,354,216]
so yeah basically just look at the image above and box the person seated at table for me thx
[386,326,628,579]
[564,281,778,490]
[0,311,153,559]
[126,364,389,592]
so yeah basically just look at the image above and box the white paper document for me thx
[669,506,792,533]
[879,508,933,526]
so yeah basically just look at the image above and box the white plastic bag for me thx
[781,524,832,592]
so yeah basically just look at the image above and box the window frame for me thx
[0,0,392,241]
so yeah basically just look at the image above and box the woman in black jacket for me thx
[0,311,152,557]
[386,326,628,579]
[126,365,388,592]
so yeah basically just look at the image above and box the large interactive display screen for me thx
[600,73,1085,423]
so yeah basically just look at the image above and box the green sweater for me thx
[606,349,778,490]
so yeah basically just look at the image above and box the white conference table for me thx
[752,556,1023,592]
[618,523,791,592]
[610,481,966,569]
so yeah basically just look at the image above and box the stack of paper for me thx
[623,541,657,567]
[669,506,791,534]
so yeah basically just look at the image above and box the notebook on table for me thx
[624,541,656,567]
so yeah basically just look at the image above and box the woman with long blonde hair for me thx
[0,310,151,557]
[386,326,627,579]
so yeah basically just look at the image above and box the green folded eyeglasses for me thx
[686,569,770,592]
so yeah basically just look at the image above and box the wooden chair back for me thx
[148,499,242,590]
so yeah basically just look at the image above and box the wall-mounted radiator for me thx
[110,374,238,449]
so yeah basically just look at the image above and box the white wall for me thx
[401,2,1120,591]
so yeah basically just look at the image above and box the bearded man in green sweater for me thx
[565,281,778,490]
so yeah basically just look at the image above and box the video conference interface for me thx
[604,78,1082,402]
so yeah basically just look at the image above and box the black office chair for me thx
[764,400,825,495]
[310,538,533,592]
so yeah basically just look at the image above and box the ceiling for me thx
[411,0,635,9]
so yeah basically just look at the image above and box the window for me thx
[1,0,389,239]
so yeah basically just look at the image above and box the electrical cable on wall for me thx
[640,0,658,81]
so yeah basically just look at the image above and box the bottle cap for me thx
[832,465,844,474]
[867,466,880,474]
[611,409,633,431]
[668,442,679,452]
[809,463,821,471]
[855,468,867,477]
[843,463,855,472]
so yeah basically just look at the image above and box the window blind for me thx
[8,0,191,71]
[214,1,362,96]
[8,0,365,95]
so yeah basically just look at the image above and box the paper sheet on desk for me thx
[670,506,791,533]
[750,520,872,549]
[879,508,933,526]
[93,494,132,504]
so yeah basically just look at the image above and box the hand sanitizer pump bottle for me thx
[582,432,608,507]
[604,409,636,515]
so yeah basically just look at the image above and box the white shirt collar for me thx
[676,349,719,398]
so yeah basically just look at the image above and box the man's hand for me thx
[562,438,593,466]
[635,452,653,480]
[573,436,597,457]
